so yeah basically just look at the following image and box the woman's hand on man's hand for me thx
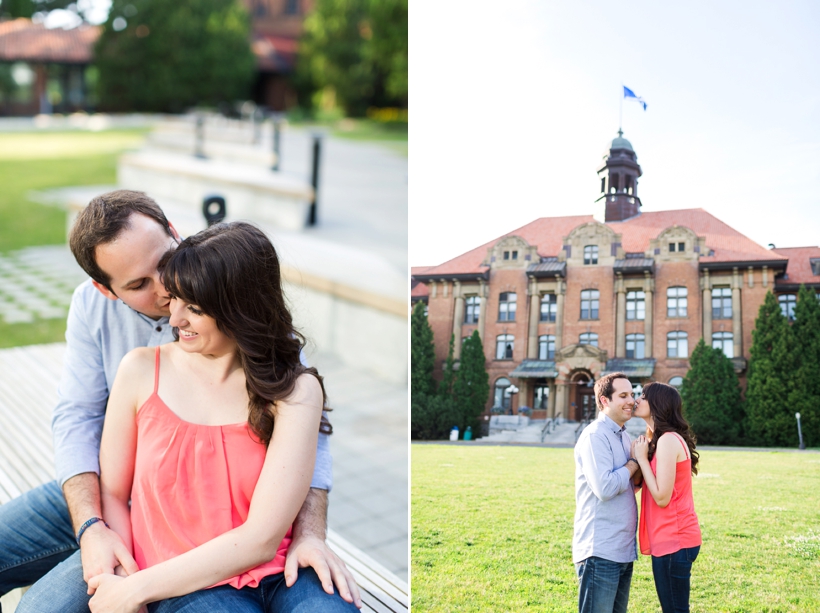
[632,435,649,461]
[285,534,362,609]
[87,573,147,613]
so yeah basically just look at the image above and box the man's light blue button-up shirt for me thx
[52,279,332,490]
[572,411,638,564]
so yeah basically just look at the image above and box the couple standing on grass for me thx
[573,372,702,613]
[0,191,362,612]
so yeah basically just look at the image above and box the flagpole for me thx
[619,83,623,133]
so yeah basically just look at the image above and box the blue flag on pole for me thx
[623,86,647,111]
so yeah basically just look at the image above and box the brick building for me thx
[412,132,820,423]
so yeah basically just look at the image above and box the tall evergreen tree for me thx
[410,302,435,399]
[745,291,793,445]
[438,333,456,399]
[452,331,489,437]
[786,285,820,447]
[681,338,743,445]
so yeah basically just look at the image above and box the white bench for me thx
[0,343,407,612]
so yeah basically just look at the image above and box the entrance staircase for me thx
[479,416,648,446]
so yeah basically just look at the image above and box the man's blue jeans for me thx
[651,545,700,613]
[575,556,633,613]
[0,481,78,610]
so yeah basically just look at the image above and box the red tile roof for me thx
[411,266,433,298]
[417,208,787,276]
[0,18,100,63]
[771,246,820,286]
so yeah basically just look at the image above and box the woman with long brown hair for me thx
[632,381,702,613]
[85,222,358,613]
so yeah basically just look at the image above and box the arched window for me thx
[667,287,688,317]
[625,333,645,359]
[538,335,555,360]
[540,294,557,322]
[494,377,512,411]
[498,292,516,322]
[584,245,598,265]
[669,376,684,389]
[667,331,688,358]
[581,289,599,319]
[464,296,480,323]
[779,294,796,321]
[496,334,514,360]
[712,332,733,358]
[579,332,599,347]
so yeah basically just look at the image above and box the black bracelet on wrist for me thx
[627,457,639,467]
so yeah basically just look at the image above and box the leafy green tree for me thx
[745,291,793,446]
[681,338,744,445]
[786,286,820,447]
[411,393,458,441]
[452,331,489,438]
[410,302,435,399]
[296,0,407,116]
[94,0,254,112]
[0,0,75,19]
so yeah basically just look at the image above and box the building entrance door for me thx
[570,372,595,422]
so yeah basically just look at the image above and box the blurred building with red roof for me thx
[0,0,311,115]
[411,132,819,423]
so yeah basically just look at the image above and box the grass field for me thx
[412,444,820,612]
[0,129,147,346]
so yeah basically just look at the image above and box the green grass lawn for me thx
[412,445,820,612]
[0,128,147,346]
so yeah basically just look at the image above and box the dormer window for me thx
[503,251,510,260]
[669,242,686,253]
[584,245,598,265]
[511,250,518,260]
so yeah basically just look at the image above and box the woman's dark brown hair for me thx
[160,221,331,445]
[643,381,699,475]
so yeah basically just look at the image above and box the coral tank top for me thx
[130,347,291,588]
[639,433,702,557]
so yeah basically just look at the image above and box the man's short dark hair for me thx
[69,190,173,290]
[594,372,630,411]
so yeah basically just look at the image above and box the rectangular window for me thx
[678,242,685,252]
[538,335,555,360]
[779,294,796,321]
[711,287,732,320]
[581,289,599,320]
[512,250,518,260]
[667,331,688,358]
[498,292,517,321]
[464,296,480,324]
[503,251,510,260]
[667,287,688,317]
[496,335,514,360]
[540,294,557,322]
[669,242,676,252]
[626,334,645,359]
[626,290,645,321]
[584,245,598,265]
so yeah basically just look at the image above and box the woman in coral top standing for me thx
[632,382,702,613]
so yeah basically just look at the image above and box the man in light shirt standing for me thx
[572,372,642,613]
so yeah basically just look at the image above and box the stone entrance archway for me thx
[554,343,608,421]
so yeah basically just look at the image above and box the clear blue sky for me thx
[410,0,820,267]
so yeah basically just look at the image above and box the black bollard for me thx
[308,132,322,226]
[202,195,226,227]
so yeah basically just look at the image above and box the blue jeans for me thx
[651,545,700,613]
[149,568,359,613]
[575,556,633,613]
[0,481,80,611]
